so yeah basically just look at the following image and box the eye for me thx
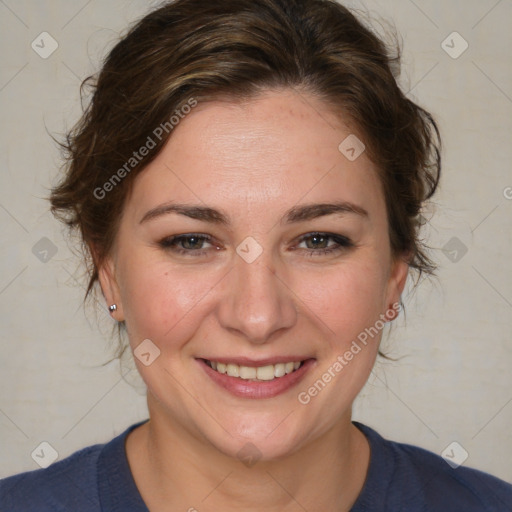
[158,233,218,256]
[295,232,354,257]
[158,231,354,259]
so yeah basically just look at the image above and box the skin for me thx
[98,88,409,511]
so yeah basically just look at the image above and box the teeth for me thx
[239,366,257,379]
[207,360,303,381]
[226,363,239,378]
[256,365,275,381]
[274,363,286,378]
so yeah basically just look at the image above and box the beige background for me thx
[0,0,511,482]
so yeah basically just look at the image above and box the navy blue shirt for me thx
[1,420,511,511]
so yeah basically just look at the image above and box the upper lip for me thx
[198,356,314,367]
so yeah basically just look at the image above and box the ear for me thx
[97,253,124,321]
[383,252,410,320]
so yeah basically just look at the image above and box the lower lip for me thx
[197,358,315,399]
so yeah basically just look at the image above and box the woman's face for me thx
[100,89,408,460]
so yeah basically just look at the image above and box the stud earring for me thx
[109,304,117,313]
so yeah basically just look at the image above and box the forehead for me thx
[125,89,385,224]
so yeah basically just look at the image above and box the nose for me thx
[216,251,298,345]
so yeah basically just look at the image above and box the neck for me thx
[126,397,370,512]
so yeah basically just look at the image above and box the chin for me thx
[193,404,328,464]
[207,423,307,463]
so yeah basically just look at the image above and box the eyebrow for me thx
[139,201,369,225]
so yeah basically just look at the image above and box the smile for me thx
[205,360,302,381]
[198,357,315,399]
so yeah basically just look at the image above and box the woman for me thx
[1,0,510,510]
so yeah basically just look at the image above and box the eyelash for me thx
[158,232,354,258]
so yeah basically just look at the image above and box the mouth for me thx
[197,357,315,399]
[204,359,303,381]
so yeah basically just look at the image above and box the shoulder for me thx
[391,438,512,510]
[353,422,512,512]
[0,421,148,512]
[0,442,104,512]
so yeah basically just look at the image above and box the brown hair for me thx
[50,0,441,340]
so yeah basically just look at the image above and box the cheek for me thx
[290,257,389,346]
[118,257,220,348]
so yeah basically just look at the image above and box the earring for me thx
[109,304,117,313]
